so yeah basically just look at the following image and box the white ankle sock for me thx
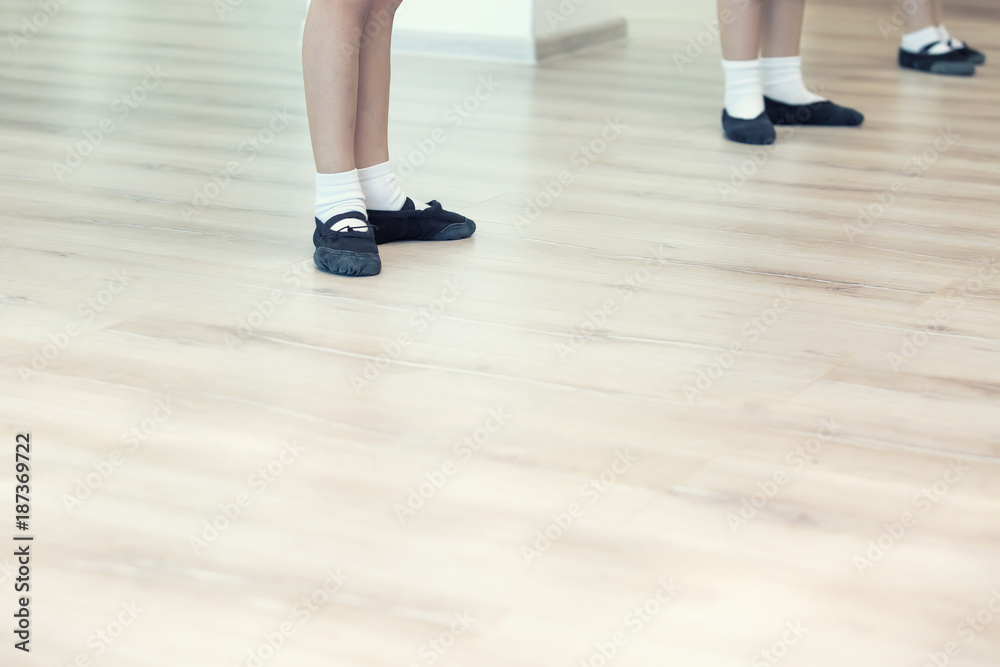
[937,24,965,50]
[722,59,764,120]
[315,170,367,231]
[760,56,826,105]
[357,160,411,211]
[902,25,953,54]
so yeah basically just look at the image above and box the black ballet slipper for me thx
[367,198,476,245]
[312,211,381,277]
[899,44,976,76]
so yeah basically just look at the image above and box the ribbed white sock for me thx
[902,26,953,55]
[937,24,965,50]
[760,56,826,105]
[722,59,764,120]
[315,170,367,231]
[357,160,418,211]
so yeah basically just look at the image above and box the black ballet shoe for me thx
[312,211,381,277]
[899,43,976,76]
[721,109,776,145]
[367,198,476,245]
[763,97,865,127]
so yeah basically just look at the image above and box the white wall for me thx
[531,0,622,39]
[396,1,531,39]
[394,0,625,62]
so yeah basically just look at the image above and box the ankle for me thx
[357,160,408,211]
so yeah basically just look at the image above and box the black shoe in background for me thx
[899,43,976,76]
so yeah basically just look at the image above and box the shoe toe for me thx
[722,111,776,145]
[429,217,476,241]
[738,129,776,145]
[313,247,381,276]
[835,105,865,127]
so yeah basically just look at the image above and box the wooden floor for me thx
[2,0,1000,664]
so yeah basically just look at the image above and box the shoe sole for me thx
[726,131,776,145]
[428,220,476,241]
[930,61,976,75]
[313,247,381,277]
[769,115,864,127]
[902,61,975,76]
[771,121,863,127]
